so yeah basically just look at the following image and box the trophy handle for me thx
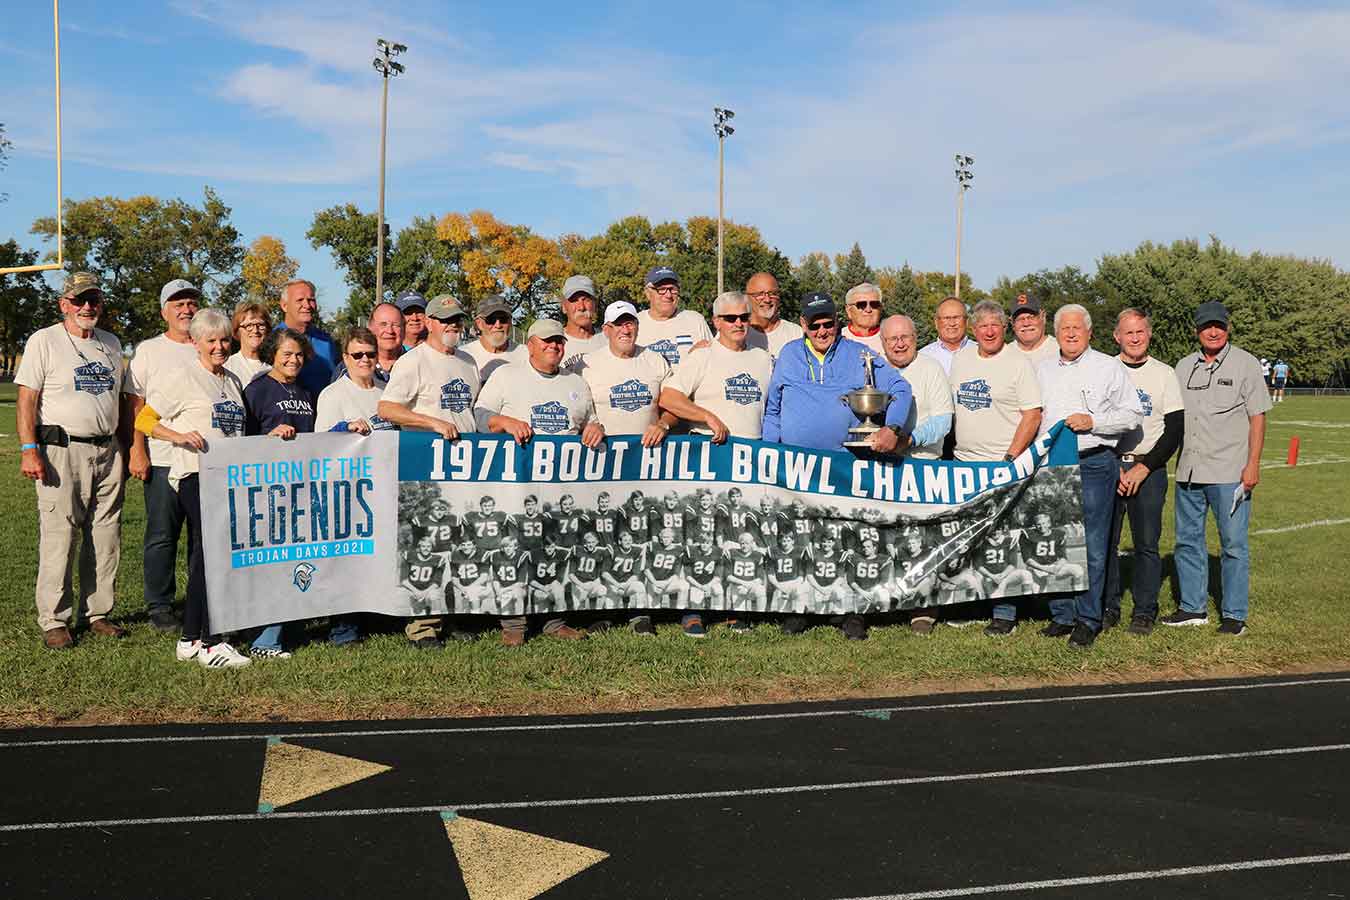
[840,395,851,406]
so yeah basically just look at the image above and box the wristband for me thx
[21,442,39,451]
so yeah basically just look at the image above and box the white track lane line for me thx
[2,741,1348,832]
[835,852,1350,899]
[1252,517,1350,536]
[4,676,1349,749]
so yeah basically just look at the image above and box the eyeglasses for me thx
[347,350,377,360]
[850,300,882,311]
[238,322,268,332]
[483,313,511,326]
[67,294,103,307]
[719,313,751,323]
[651,285,679,296]
[747,290,780,301]
[1184,355,1225,391]
[805,319,837,332]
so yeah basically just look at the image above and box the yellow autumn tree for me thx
[242,235,300,308]
[435,210,570,319]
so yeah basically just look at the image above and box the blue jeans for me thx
[251,622,291,652]
[143,465,190,615]
[1105,463,1168,620]
[1048,451,1119,631]
[329,614,361,645]
[1174,481,1251,622]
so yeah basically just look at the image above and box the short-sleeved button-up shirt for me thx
[1174,342,1271,483]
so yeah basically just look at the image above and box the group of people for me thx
[16,263,1269,663]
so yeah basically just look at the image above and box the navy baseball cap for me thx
[1010,290,1041,318]
[801,292,837,321]
[645,266,679,286]
[395,290,426,312]
[1194,300,1230,328]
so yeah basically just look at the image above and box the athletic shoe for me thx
[1160,610,1209,627]
[149,610,181,634]
[1217,618,1247,636]
[175,639,201,661]
[249,646,292,660]
[909,615,935,636]
[1040,622,1075,638]
[1128,615,1155,636]
[682,616,707,639]
[1102,609,1121,630]
[589,619,614,634]
[630,615,656,636]
[410,637,443,650]
[726,618,753,634]
[780,615,808,635]
[984,619,1017,638]
[1068,623,1098,649]
[198,642,251,669]
[841,614,868,641]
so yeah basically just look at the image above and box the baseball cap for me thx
[1194,300,1230,328]
[425,294,466,320]
[395,290,426,312]
[562,274,597,301]
[1010,291,1041,317]
[62,271,101,297]
[476,294,511,320]
[801,291,837,321]
[645,266,679,286]
[527,319,565,340]
[603,301,639,325]
[159,278,202,307]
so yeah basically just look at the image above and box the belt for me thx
[1120,453,1137,464]
[68,434,114,446]
[1079,446,1115,459]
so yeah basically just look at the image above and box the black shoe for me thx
[1160,610,1209,627]
[1040,622,1075,638]
[1102,609,1121,630]
[1128,615,1155,636]
[1068,623,1097,648]
[984,618,1016,637]
[726,618,753,634]
[841,614,868,641]
[589,619,614,634]
[1217,617,1247,636]
[630,615,655,636]
[780,615,808,635]
[149,609,181,634]
[411,636,444,650]
[446,630,475,643]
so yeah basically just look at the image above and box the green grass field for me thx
[1,382,1347,726]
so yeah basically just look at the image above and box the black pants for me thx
[177,475,216,645]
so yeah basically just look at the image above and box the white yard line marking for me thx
[2,742,1348,832]
[1261,456,1350,470]
[4,676,1350,749]
[1253,518,1350,536]
[835,852,1350,899]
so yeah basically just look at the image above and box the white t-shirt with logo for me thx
[948,345,1042,462]
[573,345,670,435]
[224,353,269,387]
[1116,356,1184,457]
[665,341,774,439]
[314,376,396,433]
[474,361,596,435]
[636,309,712,368]
[16,323,124,439]
[746,320,804,359]
[1016,337,1061,367]
[126,333,201,465]
[460,339,526,384]
[560,330,606,371]
[380,342,481,434]
[144,362,246,483]
[896,353,954,460]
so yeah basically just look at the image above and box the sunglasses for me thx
[432,316,465,326]
[719,313,751,323]
[851,300,882,311]
[805,319,837,332]
[347,350,377,360]
[482,313,511,326]
[67,294,103,307]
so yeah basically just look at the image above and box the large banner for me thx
[201,425,1086,630]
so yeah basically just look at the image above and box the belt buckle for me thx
[1121,454,1136,464]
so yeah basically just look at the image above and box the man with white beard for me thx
[460,294,525,383]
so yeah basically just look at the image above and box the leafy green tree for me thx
[307,204,386,320]
[0,241,55,370]
[877,263,933,345]
[831,242,875,300]
[792,252,833,299]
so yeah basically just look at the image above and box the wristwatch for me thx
[886,425,904,439]
[1003,452,1015,461]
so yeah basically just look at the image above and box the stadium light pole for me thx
[713,107,735,296]
[954,154,974,299]
[372,39,406,308]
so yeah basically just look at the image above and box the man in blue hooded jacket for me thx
[762,293,914,640]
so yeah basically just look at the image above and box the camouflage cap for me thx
[61,271,101,297]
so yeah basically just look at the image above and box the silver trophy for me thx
[840,352,895,449]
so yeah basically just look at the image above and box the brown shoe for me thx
[43,626,74,650]
[88,619,128,639]
[544,624,587,641]
[501,628,526,648]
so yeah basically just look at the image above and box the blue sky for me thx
[3,0,1349,314]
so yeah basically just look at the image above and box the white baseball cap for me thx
[603,301,639,325]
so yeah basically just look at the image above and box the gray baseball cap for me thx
[476,294,512,320]
[425,294,467,320]
[562,275,597,301]
[159,278,202,307]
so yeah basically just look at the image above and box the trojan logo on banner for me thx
[199,424,1086,630]
[200,433,401,633]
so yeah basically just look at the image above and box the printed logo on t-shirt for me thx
[440,379,473,412]
[369,414,396,431]
[609,378,653,412]
[724,373,762,406]
[273,397,314,416]
[530,400,571,433]
[73,361,115,396]
[956,378,993,411]
[1136,388,1153,417]
[646,339,680,366]
[212,400,246,436]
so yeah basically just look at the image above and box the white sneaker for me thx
[175,639,201,661]
[198,641,252,669]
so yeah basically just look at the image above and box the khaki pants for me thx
[34,442,125,632]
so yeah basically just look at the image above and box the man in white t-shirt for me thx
[559,274,607,370]
[377,294,481,649]
[842,283,885,356]
[744,272,802,358]
[17,272,129,649]
[880,315,952,459]
[573,301,675,443]
[461,293,525,383]
[1009,291,1060,366]
[123,277,202,632]
[949,300,1042,463]
[662,291,774,440]
[635,266,712,368]
[1105,307,1185,635]
[919,296,973,376]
